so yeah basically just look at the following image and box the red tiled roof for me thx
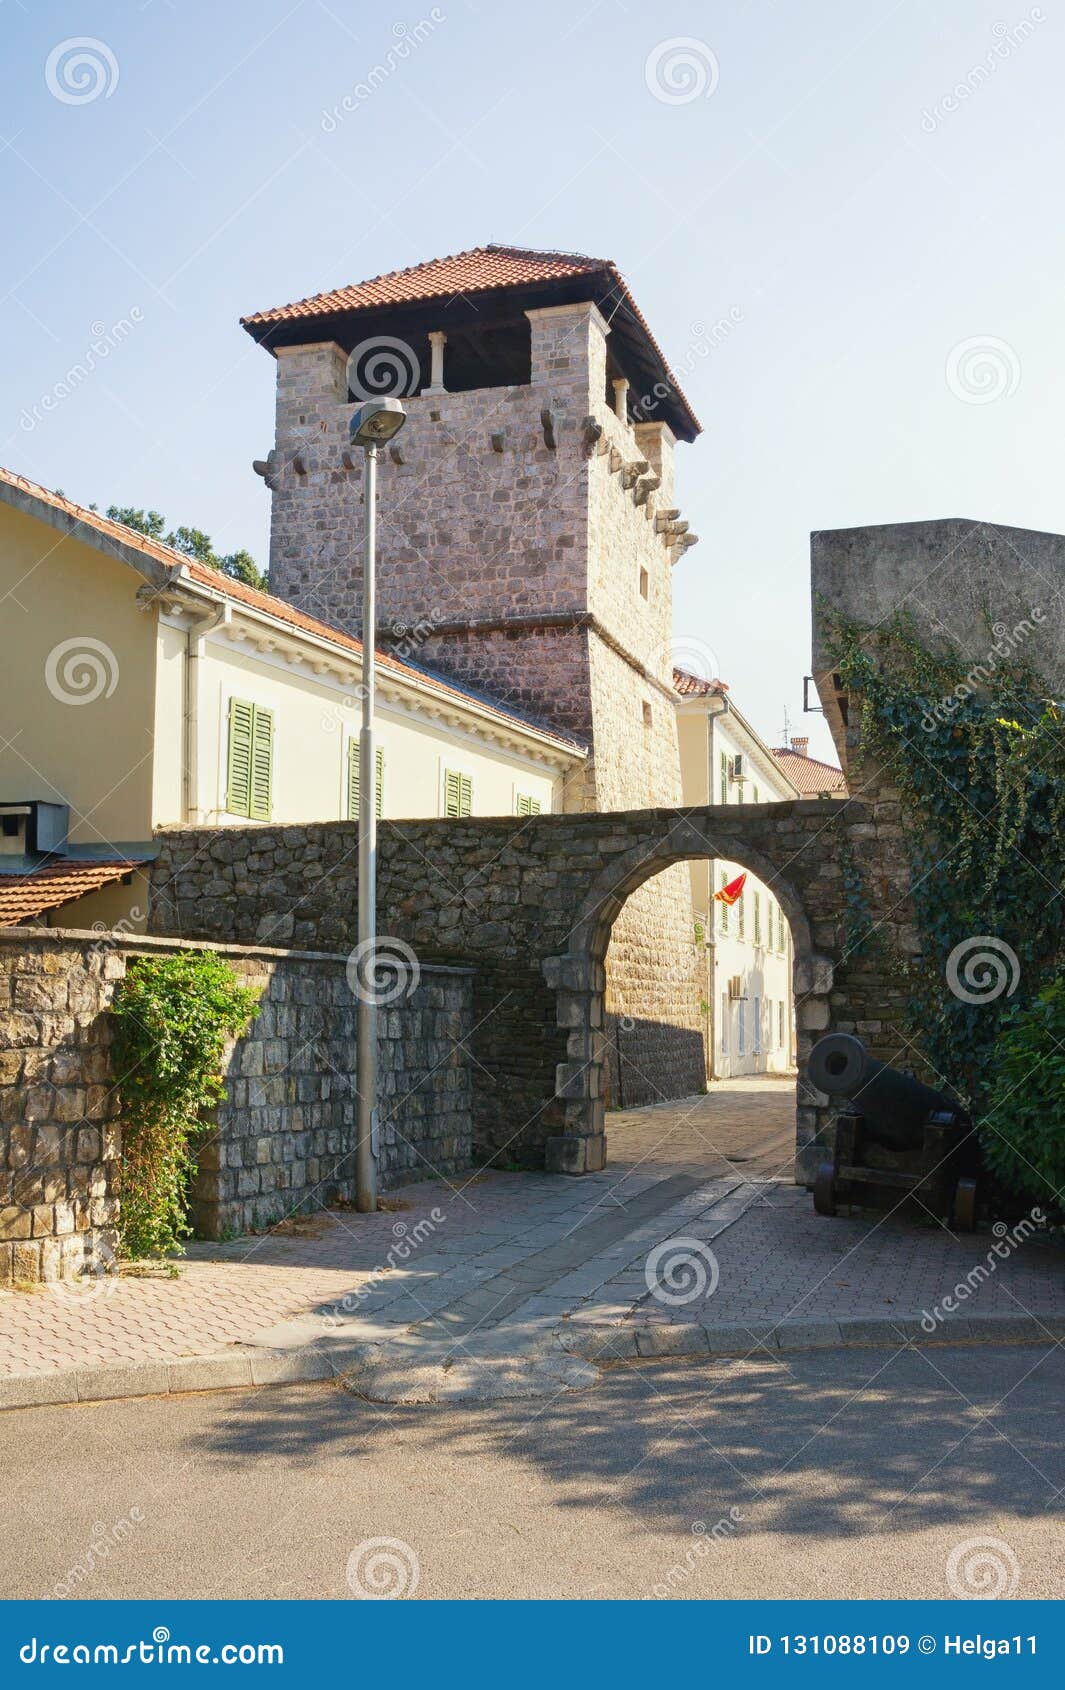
[0,860,142,927]
[772,747,847,796]
[0,465,586,757]
[240,244,701,440]
[241,245,610,325]
[673,667,729,697]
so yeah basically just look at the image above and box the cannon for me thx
[807,1033,978,1228]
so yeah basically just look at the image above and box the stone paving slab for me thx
[2,1079,1063,1408]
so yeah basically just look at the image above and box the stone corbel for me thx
[581,415,602,454]
[540,407,557,449]
[252,450,280,491]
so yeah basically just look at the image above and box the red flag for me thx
[714,872,747,907]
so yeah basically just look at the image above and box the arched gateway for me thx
[151,798,867,1184]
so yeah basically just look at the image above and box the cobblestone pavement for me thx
[1,1078,1063,1402]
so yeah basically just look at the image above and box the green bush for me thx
[982,980,1065,1208]
[110,952,261,1260]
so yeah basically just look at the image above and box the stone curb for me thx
[0,1349,336,1414]
[2,1313,1063,1413]
[560,1312,1065,1363]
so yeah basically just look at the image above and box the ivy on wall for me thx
[829,609,1065,1150]
[110,952,261,1260]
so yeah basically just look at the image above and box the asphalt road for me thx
[3,1343,1062,1601]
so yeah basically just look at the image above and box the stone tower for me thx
[243,246,706,1105]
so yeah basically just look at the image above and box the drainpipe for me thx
[184,600,231,823]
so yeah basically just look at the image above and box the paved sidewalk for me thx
[2,1078,1063,1409]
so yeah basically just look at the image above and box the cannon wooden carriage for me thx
[807,1034,978,1229]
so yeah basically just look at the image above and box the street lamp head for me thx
[350,397,408,447]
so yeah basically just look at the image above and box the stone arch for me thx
[542,814,834,1174]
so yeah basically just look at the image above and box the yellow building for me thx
[0,468,585,929]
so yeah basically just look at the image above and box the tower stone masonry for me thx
[247,248,707,1105]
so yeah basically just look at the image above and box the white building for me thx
[675,669,801,1077]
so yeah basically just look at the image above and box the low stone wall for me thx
[0,927,474,1282]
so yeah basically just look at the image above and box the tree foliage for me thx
[983,982,1065,1206]
[107,504,267,590]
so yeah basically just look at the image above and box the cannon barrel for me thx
[807,1033,959,1151]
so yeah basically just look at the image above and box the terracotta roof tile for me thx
[0,465,586,757]
[0,860,143,927]
[241,245,610,325]
[772,747,847,796]
[673,667,729,697]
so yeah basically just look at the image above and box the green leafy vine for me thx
[110,952,261,1260]
[828,606,1065,1133]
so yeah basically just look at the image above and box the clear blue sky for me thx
[3,0,1061,761]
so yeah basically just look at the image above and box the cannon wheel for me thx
[813,1161,838,1217]
[954,1176,978,1232]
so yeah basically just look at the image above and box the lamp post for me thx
[349,397,408,1213]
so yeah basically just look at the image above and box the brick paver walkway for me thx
[2,1079,1062,1396]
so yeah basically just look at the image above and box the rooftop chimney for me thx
[791,736,809,756]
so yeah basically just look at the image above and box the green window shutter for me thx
[516,793,541,816]
[719,751,728,805]
[347,740,360,820]
[249,706,273,820]
[226,698,254,816]
[348,744,383,818]
[754,892,761,944]
[738,893,745,939]
[444,770,472,818]
[718,869,728,933]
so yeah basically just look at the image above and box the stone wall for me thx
[148,800,883,1180]
[0,928,474,1282]
[0,932,119,1287]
